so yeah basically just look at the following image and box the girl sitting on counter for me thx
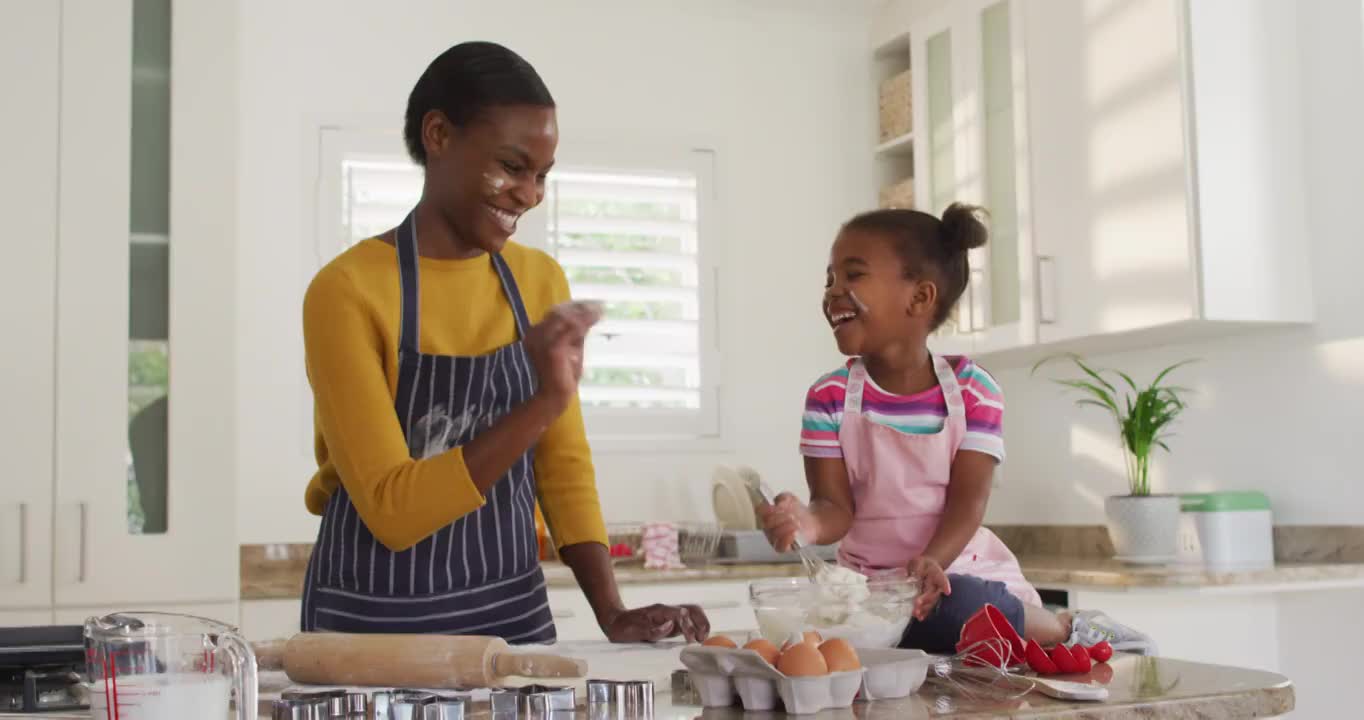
[760,204,1154,655]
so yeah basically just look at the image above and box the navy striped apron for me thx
[300,211,555,644]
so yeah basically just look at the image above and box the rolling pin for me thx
[279,633,588,689]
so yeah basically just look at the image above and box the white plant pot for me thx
[1104,495,1180,563]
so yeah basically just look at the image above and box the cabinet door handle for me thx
[10,503,27,584]
[1036,255,1057,325]
[77,502,88,583]
[18,503,26,584]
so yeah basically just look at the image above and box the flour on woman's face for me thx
[410,404,480,459]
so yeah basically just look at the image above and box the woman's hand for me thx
[756,492,819,553]
[524,301,602,413]
[601,604,710,644]
[906,556,951,620]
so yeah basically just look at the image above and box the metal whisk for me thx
[753,482,830,581]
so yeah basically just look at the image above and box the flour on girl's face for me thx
[848,290,869,314]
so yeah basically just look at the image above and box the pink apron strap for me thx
[933,355,966,433]
[844,359,869,416]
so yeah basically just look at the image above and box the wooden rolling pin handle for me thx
[492,651,588,680]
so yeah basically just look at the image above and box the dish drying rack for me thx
[605,522,722,565]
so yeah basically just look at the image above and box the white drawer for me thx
[547,587,601,641]
[623,581,753,633]
[239,599,300,642]
[548,580,757,640]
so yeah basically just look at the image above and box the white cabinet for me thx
[0,0,59,615]
[876,0,1313,362]
[548,580,757,642]
[240,599,302,643]
[1021,0,1312,350]
[51,0,235,609]
[0,610,55,627]
[1,0,239,617]
[892,0,1037,357]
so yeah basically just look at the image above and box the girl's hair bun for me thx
[940,202,989,254]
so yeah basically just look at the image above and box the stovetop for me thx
[0,663,86,713]
[0,626,87,714]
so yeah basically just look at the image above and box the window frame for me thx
[307,126,727,451]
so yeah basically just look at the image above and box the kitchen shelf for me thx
[875,132,914,157]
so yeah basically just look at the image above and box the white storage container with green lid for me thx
[1176,491,1273,570]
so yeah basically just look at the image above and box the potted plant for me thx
[1034,355,1195,563]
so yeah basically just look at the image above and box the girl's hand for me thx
[524,302,602,414]
[757,492,819,552]
[906,556,951,620]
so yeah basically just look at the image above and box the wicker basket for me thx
[879,70,912,142]
[879,177,915,209]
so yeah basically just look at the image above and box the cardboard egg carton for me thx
[678,645,933,715]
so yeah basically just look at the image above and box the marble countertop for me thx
[14,644,1284,719]
[241,543,1364,600]
[3,640,1292,719]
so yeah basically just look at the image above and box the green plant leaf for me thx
[1056,380,1120,415]
[1150,359,1198,391]
[1070,356,1117,393]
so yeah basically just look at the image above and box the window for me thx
[313,130,721,442]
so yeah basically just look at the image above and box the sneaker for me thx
[1068,610,1158,656]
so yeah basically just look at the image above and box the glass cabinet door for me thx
[979,0,1022,331]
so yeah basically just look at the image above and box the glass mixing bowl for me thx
[749,572,920,648]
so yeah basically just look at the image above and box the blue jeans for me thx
[898,574,1025,654]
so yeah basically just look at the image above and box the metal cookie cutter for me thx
[278,688,368,718]
[270,697,328,720]
[490,684,576,719]
[670,669,700,706]
[586,679,654,719]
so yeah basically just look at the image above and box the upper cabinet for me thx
[871,0,1313,364]
[0,0,60,614]
[1,0,239,613]
[876,0,1039,358]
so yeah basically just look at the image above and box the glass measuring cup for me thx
[84,611,258,720]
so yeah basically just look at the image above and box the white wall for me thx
[234,0,875,543]
[987,0,1364,527]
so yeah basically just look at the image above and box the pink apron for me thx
[837,356,1042,607]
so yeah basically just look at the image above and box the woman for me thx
[299,41,708,644]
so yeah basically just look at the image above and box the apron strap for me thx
[491,253,532,339]
[846,356,966,420]
[934,355,967,423]
[844,359,868,416]
[395,211,535,350]
[396,212,421,355]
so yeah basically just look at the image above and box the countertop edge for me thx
[240,553,1364,601]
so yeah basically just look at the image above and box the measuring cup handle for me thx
[219,630,259,720]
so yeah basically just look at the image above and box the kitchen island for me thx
[242,640,1294,719]
[0,650,1294,719]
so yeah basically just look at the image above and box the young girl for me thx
[760,204,1152,654]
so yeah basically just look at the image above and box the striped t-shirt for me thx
[799,356,1006,462]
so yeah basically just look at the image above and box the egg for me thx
[780,630,822,653]
[776,642,829,677]
[743,639,781,666]
[818,638,862,672]
[702,635,737,648]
